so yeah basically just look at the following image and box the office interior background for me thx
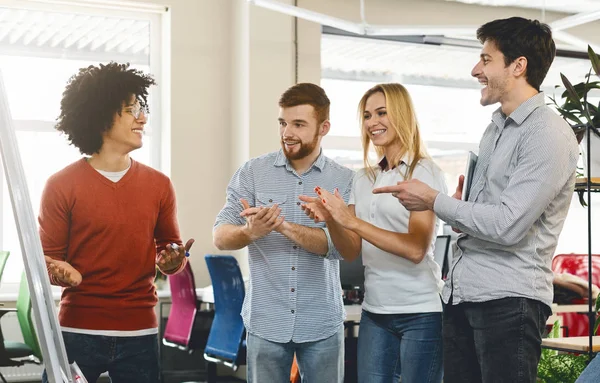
[0,0,599,381]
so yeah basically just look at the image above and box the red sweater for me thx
[39,158,186,331]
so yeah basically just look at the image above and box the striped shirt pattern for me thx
[434,92,579,308]
[214,149,355,343]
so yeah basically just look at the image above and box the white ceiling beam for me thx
[116,37,138,54]
[104,20,147,52]
[9,11,43,44]
[550,10,600,32]
[37,14,77,46]
[131,36,150,54]
[553,30,600,53]
[365,25,477,36]
[75,18,119,50]
[23,13,55,45]
[0,10,26,42]
[60,16,102,48]
[248,0,365,35]
[248,0,478,37]
[90,19,135,50]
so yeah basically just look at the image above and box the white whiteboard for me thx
[0,70,83,383]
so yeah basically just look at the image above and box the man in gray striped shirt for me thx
[374,17,579,383]
[213,83,354,383]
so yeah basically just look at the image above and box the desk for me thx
[345,304,362,322]
[553,304,590,313]
[158,286,363,324]
[542,336,600,353]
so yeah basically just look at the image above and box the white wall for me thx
[129,0,600,287]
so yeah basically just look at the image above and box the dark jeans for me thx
[42,332,159,383]
[443,297,551,383]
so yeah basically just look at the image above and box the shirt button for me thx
[297,202,301,206]
[292,266,295,270]
[269,199,273,202]
[291,288,295,292]
[293,245,297,249]
[291,309,295,314]
[298,181,302,185]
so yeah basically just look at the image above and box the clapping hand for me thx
[298,188,332,223]
[239,198,285,240]
[304,187,356,229]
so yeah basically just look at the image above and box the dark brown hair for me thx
[278,83,330,124]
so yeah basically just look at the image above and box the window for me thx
[0,2,166,288]
[322,34,599,247]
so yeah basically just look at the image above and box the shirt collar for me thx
[492,92,546,128]
[378,154,410,171]
[274,148,326,172]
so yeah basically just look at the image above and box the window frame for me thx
[0,0,169,293]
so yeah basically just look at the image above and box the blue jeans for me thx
[357,310,443,383]
[443,297,551,383]
[246,327,344,383]
[42,332,159,383]
[576,354,600,382]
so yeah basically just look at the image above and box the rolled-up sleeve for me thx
[214,162,255,229]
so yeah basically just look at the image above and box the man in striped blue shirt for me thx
[213,83,354,383]
[373,17,579,383]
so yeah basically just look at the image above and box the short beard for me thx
[281,130,320,161]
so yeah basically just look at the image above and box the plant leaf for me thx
[589,45,600,77]
[557,108,583,125]
[560,74,584,110]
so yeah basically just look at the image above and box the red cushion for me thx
[552,254,600,337]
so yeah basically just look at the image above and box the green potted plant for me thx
[537,296,600,382]
[550,45,600,180]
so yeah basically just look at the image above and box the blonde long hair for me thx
[358,83,429,181]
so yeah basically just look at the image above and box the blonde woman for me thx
[300,83,446,383]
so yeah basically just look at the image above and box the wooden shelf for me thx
[553,304,590,313]
[542,336,600,353]
[575,177,600,192]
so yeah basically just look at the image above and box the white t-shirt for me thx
[349,157,448,314]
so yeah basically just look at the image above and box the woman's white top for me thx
[349,157,448,314]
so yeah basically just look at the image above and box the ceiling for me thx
[321,34,596,94]
[446,0,600,14]
[0,7,150,64]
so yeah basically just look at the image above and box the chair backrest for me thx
[163,262,198,349]
[0,251,10,282]
[552,254,600,286]
[433,235,451,279]
[552,253,600,337]
[204,255,245,364]
[16,271,42,361]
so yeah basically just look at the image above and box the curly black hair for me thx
[55,62,156,155]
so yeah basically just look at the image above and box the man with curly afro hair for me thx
[39,62,194,383]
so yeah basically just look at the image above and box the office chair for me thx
[203,255,247,382]
[163,262,198,351]
[0,270,43,383]
[162,261,215,382]
[551,253,600,337]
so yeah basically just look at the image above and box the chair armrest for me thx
[0,308,17,319]
[0,308,17,362]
